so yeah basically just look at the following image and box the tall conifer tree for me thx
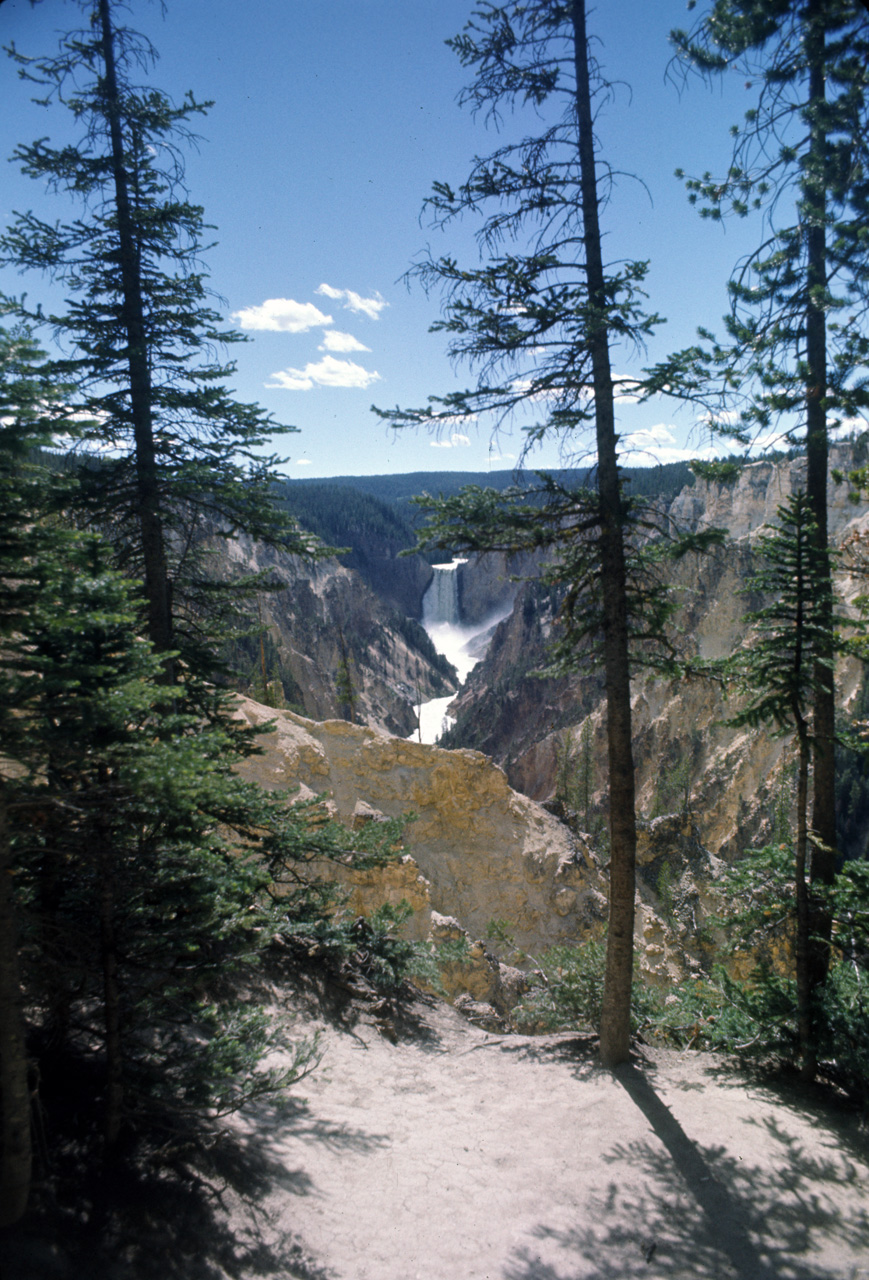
[725,493,851,1078]
[1,0,317,669]
[661,0,869,906]
[0,322,68,1226]
[376,1,717,1064]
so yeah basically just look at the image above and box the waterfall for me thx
[411,557,512,744]
[422,559,466,626]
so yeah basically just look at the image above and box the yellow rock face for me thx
[233,696,606,955]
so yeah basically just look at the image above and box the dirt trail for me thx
[229,998,869,1280]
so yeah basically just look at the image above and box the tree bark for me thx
[570,0,637,1067]
[0,787,32,1227]
[100,863,124,1153]
[794,725,816,1081]
[803,0,836,995]
[97,0,173,660]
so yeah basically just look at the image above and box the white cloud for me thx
[267,355,381,391]
[232,298,333,333]
[697,408,741,429]
[316,283,388,320]
[319,329,371,353]
[430,432,471,449]
[294,458,313,467]
[266,368,315,391]
[614,376,643,405]
[489,451,516,464]
[830,414,869,440]
[624,424,678,452]
[620,423,724,466]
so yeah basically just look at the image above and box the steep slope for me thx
[223,534,455,737]
[275,480,432,615]
[233,695,718,986]
[441,443,869,860]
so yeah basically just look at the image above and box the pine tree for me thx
[725,492,854,1079]
[0,320,75,1226]
[8,534,325,1152]
[374,2,719,1064]
[0,331,379,1195]
[1,0,318,671]
[659,0,869,904]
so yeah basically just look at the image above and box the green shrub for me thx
[643,846,869,1100]
[512,940,656,1034]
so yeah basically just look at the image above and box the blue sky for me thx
[1,0,765,477]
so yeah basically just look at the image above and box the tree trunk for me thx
[100,863,124,1153]
[794,726,816,1081]
[570,0,637,1067]
[96,764,124,1154]
[0,788,32,1227]
[803,0,835,993]
[97,0,173,660]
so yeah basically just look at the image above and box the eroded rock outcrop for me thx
[234,696,714,995]
[234,696,606,956]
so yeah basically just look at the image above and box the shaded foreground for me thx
[3,994,868,1279]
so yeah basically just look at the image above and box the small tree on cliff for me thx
[1,0,318,670]
[726,492,853,1079]
[375,1,718,1065]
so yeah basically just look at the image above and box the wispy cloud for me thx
[267,355,381,391]
[621,423,721,465]
[830,414,869,440]
[319,329,371,353]
[614,375,643,405]
[316,283,388,320]
[698,408,740,428]
[233,298,332,333]
[430,433,471,449]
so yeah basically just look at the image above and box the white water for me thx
[410,559,511,745]
[424,560,464,626]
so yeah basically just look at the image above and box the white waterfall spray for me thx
[410,558,511,745]
[423,560,465,627]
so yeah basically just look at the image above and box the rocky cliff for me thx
[440,442,869,861]
[222,534,455,737]
[215,445,869,1024]
[233,695,715,995]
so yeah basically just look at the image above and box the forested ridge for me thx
[282,460,696,524]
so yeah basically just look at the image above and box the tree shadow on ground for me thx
[490,1031,608,1084]
[0,1085,375,1280]
[275,955,448,1055]
[501,1057,869,1280]
[697,1053,869,1174]
[243,1093,390,1159]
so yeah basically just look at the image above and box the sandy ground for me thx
[223,997,869,1280]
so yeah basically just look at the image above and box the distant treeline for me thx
[273,480,417,553]
[282,461,695,510]
[276,461,697,557]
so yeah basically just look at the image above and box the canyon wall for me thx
[442,444,869,860]
[221,534,455,737]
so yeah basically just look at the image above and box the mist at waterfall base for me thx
[411,560,510,745]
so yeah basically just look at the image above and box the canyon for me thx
[228,443,869,1016]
